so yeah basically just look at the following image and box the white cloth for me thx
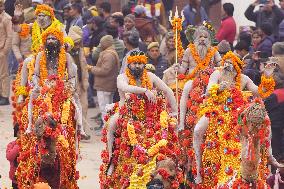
[97,91,114,123]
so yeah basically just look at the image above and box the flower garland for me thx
[27,57,35,82]
[258,75,275,98]
[19,23,30,39]
[221,51,244,89]
[61,99,70,125]
[125,68,153,90]
[31,19,62,53]
[171,17,184,59]
[15,86,28,96]
[99,93,181,188]
[182,44,217,80]
[39,47,66,84]
[35,4,55,19]
[232,178,267,189]
[127,54,148,64]
[199,87,247,187]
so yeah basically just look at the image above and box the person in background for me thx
[63,3,72,33]
[182,0,208,28]
[109,12,124,39]
[143,0,167,27]
[69,3,83,30]
[134,5,156,42]
[147,42,168,79]
[124,14,136,33]
[82,0,98,25]
[6,123,20,189]
[88,35,120,133]
[257,22,274,57]
[0,0,12,106]
[12,7,35,64]
[267,155,284,188]
[160,31,175,66]
[98,1,111,23]
[89,16,106,52]
[68,26,91,140]
[92,23,125,65]
[201,0,221,14]
[216,3,236,46]
[264,65,284,163]
[234,40,250,60]
[245,0,284,39]
[53,0,68,18]
[272,42,284,75]
[120,30,140,74]
[217,40,231,57]
[251,29,263,51]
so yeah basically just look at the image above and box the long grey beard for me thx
[196,44,208,59]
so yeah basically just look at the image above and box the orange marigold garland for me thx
[19,23,30,39]
[125,68,153,90]
[127,54,148,64]
[258,75,275,98]
[35,4,55,19]
[183,44,218,80]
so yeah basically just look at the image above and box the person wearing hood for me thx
[68,26,91,140]
[88,35,120,132]
[134,5,156,42]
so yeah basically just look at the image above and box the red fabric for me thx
[216,16,237,44]
[6,140,20,183]
[274,88,284,103]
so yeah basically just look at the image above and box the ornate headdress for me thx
[221,51,244,72]
[41,26,64,46]
[35,4,55,20]
[127,50,148,64]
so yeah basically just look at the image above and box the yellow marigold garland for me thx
[186,44,217,79]
[15,86,28,96]
[64,36,75,49]
[31,19,62,53]
[127,55,148,64]
[61,99,70,124]
[125,68,153,90]
[148,139,168,157]
[160,111,169,129]
[19,23,30,39]
[39,47,66,84]
[127,123,138,146]
[35,4,55,19]
[258,75,275,98]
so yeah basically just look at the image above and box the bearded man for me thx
[26,26,86,138]
[193,52,283,187]
[100,50,178,184]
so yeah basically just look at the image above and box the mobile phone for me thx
[259,0,268,4]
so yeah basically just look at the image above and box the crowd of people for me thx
[0,0,284,188]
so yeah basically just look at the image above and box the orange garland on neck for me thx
[19,23,30,39]
[125,68,153,90]
[39,47,66,84]
[186,43,218,80]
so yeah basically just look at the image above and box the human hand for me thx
[86,65,94,71]
[145,89,156,103]
[219,81,229,92]
[14,4,23,17]
[264,62,277,77]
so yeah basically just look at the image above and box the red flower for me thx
[178,74,186,80]
[157,168,170,180]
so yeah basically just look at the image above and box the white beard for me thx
[197,44,208,59]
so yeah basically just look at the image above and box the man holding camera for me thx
[245,0,284,39]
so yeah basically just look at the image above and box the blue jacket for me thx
[256,35,274,57]
[182,4,208,28]
[148,55,168,79]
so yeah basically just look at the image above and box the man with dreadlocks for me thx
[193,52,283,188]
[99,50,181,188]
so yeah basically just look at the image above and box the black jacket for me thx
[264,88,284,128]
[147,55,168,79]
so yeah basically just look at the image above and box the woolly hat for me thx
[147,42,159,50]
[124,14,135,23]
[68,26,83,43]
[100,35,114,50]
[217,40,231,55]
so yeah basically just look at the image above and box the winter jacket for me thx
[245,4,284,38]
[256,35,274,57]
[12,31,32,61]
[182,4,208,28]
[0,12,12,56]
[216,16,236,44]
[91,46,120,92]
[147,54,168,79]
